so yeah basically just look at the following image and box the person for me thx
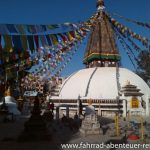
[79,100,83,115]
[48,102,54,113]
[51,102,54,114]
[61,114,67,123]
[74,112,79,119]
[46,94,50,101]
[123,132,127,143]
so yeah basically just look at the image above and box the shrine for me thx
[50,0,150,117]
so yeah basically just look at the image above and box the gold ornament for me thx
[5,86,11,96]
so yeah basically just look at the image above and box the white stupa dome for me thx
[58,67,150,100]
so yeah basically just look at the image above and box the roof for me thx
[57,67,150,99]
[121,83,144,96]
[83,12,120,64]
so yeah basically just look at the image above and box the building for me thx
[50,0,150,117]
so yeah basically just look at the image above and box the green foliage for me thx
[137,50,150,86]
[137,50,150,74]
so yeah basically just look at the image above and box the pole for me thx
[127,112,130,129]
[115,113,120,136]
[140,116,144,141]
[98,100,101,116]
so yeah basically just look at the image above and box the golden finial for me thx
[5,86,11,96]
[125,80,130,86]
[97,0,105,8]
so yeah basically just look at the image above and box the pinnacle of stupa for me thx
[83,0,120,68]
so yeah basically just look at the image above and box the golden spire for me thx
[83,0,120,68]
[97,0,104,6]
[96,0,105,11]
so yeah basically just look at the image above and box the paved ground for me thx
[0,115,150,150]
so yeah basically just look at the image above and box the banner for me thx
[0,22,83,35]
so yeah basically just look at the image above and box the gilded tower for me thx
[83,0,120,68]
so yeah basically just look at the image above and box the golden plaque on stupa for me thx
[130,97,139,108]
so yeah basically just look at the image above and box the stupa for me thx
[50,0,150,117]
[19,96,51,141]
[80,99,102,136]
[0,86,21,116]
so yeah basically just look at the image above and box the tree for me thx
[137,50,150,87]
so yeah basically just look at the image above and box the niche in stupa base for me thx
[130,97,139,108]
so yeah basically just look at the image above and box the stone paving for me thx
[0,115,150,150]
